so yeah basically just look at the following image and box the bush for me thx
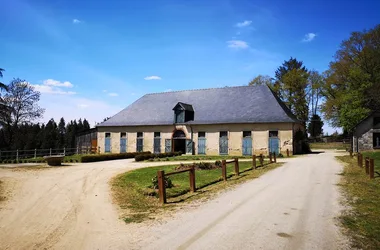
[134,152,182,162]
[81,152,151,163]
[151,176,173,189]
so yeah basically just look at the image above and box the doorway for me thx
[172,130,187,153]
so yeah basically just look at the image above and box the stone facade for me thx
[97,122,301,155]
[353,111,380,152]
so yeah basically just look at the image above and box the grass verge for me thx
[0,180,5,203]
[111,160,281,224]
[143,155,264,162]
[336,155,380,249]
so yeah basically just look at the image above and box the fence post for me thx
[76,147,79,155]
[189,166,196,192]
[273,153,277,163]
[16,149,19,162]
[49,148,52,156]
[286,149,290,157]
[269,153,273,163]
[0,150,1,160]
[234,158,239,176]
[157,170,166,204]
[365,157,370,175]
[369,159,375,179]
[357,153,360,166]
[222,160,227,181]
[252,155,256,169]
[98,146,100,154]
[260,154,264,167]
[63,147,66,155]
[34,149,37,159]
[349,150,353,157]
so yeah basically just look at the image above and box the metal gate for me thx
[186,139,193,154]
[105,137,111,153]
[269,137,280,155]
[198,138,206,154]
[154,138,161,154]
[242,137,252,155]
[165,139,172,153]
[120,138,127,153]
[219,136,228,155]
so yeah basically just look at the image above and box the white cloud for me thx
[32,78,76,95]
[73,19,81,24]
[236,20,252,28]
[302,33,317,42]
[144,76,162,80]
[164,89,173,92]
[43,79,73,88]
[77,104,89,109]
[108,93,119,97]
[102,90,108,93]
[227,40,249,49]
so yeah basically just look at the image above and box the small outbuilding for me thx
[352,111,380,152]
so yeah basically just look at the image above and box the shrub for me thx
[69,159,73,162]
[81,152,151,163]
[278,153,284,158]
[151,176,173,189]
[134,152,182,162]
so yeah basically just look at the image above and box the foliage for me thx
[81,152,151,163]
[134,152,182,161]
[248,75,274,86]
[322,24,380,131]
[308,114,324,138]
[151,175,173,189]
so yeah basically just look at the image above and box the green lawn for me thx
[111,159,278,223]
[336,154,380,249]
[310,142,348,150]
[362,151,380,171]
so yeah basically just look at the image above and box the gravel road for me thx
[0,151,348,250]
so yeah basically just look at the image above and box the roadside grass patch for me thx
[111,160,280,224]
[336,155,380,249]
[0,180,5,202]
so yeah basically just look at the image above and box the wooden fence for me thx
[357,153,377,179]
[157,152,280,204]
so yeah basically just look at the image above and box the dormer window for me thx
[173,102,194,123]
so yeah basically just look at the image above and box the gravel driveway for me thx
[0,151,348,249]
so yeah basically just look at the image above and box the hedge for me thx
[81,152,151,163]
[135,152,182,162]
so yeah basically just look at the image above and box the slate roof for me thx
[97,85,300,127]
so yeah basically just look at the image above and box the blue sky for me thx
[1,0,380,133]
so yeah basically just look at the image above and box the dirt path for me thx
[0,152,347,249]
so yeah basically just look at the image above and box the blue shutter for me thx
[198,138,206,154]
[136,138,143,152]
[165,139,172,153]
[154,138,161,154]
[269,138,280,155]
[186,140,193,154]
[105,137,111,153]
[242,137,252,155]
[120,138,127,153]
[219,136,228,155]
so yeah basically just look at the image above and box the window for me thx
[198,132,206,138]
[154,132,161,138]
[105,133,111,153]
[105,132,111,138]
[120,132,126,138]
[269,131,278,137]
[374,117,380,127]
[220,131,228,137]
[174,110,185,123]
[173,102,194,123]
[136,132,143,152]
[154,132,161,153]
[374,133,380,149]
[243,131,251,137]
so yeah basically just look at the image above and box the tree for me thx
[83,118,90,130]
[0,68,6,90]
[321,24,380,131]
[0,78,44,146]
[308,114,324,138]
[308,70,324,116]
[248,75,274,86]
[58,118,66,148]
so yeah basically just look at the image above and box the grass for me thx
[310,142,348,150]
[0,180,5,202]
[143,154,256,162]
[336,154,380,249]
[111,160,281,224]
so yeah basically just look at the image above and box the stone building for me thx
[96,85,304,155]
[352,111,380,152]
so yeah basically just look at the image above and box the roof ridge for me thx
[145,85,259,95]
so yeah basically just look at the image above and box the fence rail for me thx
[0,146,98,161]
[357,153,376,179]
